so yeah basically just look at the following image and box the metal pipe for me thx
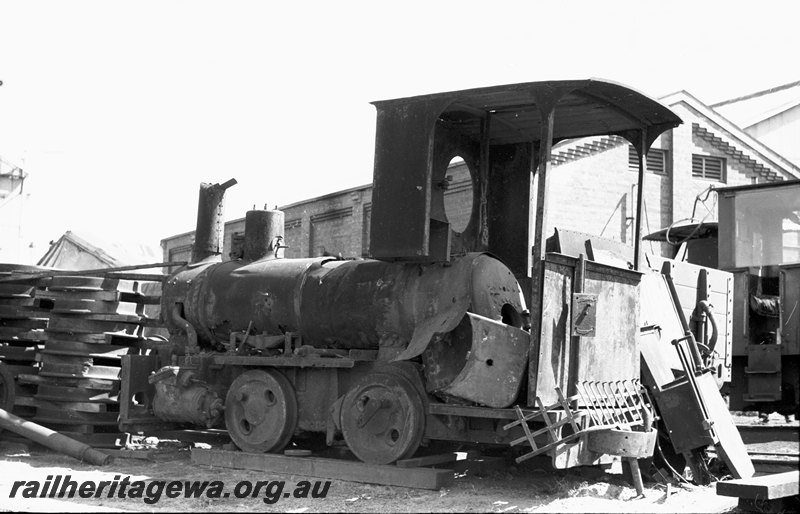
[191,178,238,263]
[697,300,719,355]
[662,266,704,371]
[632,128,647,271]
[0,407,110,465]
[626,457,645,496]
[171,303,198,353]
[2,261,184,283]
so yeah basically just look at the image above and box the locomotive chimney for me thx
[243,207,285,261]
[191,178,237,263]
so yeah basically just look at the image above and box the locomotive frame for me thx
[120,79,685,467]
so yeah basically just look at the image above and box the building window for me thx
[628,146,667,175]
[692,154,725,181]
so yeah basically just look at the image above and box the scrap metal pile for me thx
[0,265,48,418]
[0,267,166,447]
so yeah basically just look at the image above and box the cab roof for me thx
[372,78,682,146]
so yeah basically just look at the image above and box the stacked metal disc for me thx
[0,265,51,419]
[28,274,162,448]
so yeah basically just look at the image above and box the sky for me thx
[0,0,798,264]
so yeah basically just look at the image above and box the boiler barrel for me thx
[162,253,525,351]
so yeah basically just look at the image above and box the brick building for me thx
[162,89,800,264]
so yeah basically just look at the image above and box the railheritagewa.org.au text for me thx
[9,475,331,504]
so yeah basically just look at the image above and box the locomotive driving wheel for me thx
[340,365,425,465]
[225,369,298,453]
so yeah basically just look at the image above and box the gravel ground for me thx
[0,441,740,513]
[3,412,794,512]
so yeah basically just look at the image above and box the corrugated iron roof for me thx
[712,80,800,128]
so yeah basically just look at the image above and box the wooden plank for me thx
[17,373,118,390]
[0,345,40,361]
[58,432,130,448]
[50,312,142,323]
[105,449,189,460]
[34,407,119,425]
[118,292,161,305]
[737,425,799,444]
[3,364,39,377]
[141,429,229,444]
[36,384,117,402]
[430,402,522,420]
[191,449,453,490]
[716,470,799,500]
[29,398,110,413]
[396,453,457,468]
[36,290,121,302]
[51,300,139,315]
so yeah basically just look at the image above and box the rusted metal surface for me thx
[191,178,237,264]
[340,363,426,464]
[162,252,525,362]
[150,367,223,428]
[0,363,15,413]
[243,209,285,261]
[0,266,51,421]
[3,272,166,444]
[225,369,298,453]
[571,293,597,337]
[586,428,656,459]
[424,313,528,408]
[531,254,641,406]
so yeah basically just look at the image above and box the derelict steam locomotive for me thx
[122,80,722,470]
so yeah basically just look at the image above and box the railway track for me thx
[736,423,798,444]
[732,422,799,474]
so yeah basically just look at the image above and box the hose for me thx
[655,436,691,484]
[696,300,718,357]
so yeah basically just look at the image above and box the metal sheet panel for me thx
[369,100,449,260]
[531,255,640,405]
[574,266,640,387]
[780,264,800,355]
[530,260,573,406]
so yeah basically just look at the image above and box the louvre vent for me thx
[628,146,667,175]
[692,154,725,181]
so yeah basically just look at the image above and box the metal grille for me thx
[575,379,653,428]
[504,379,653,463]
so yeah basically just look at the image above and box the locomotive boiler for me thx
[121,80,701,469]
[152,190,530,462]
